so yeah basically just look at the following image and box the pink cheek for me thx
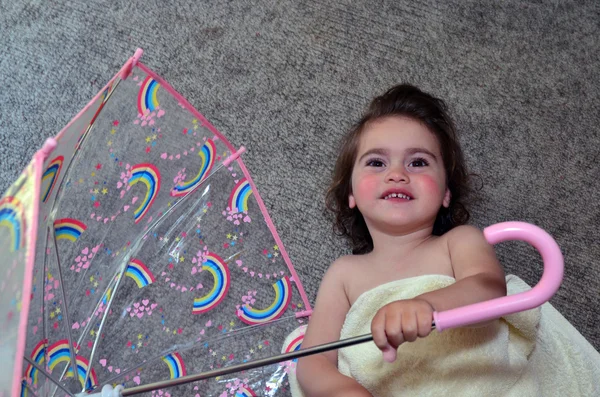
[419,175,445,196]
[354,175,379,198]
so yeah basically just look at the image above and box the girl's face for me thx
[349,116,450,234]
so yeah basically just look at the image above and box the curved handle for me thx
[433,221,564,331]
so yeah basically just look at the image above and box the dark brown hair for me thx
[325,84,472,254]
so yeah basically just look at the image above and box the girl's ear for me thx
[349,193,356,209]
[442,188,451,208]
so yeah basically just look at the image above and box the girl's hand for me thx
[370,298,434,363]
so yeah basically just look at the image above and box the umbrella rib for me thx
[43,227,71,397]
[40,228,50,373]
[23,356,75,397]
[48,228,80,388]
[82,267,127,392]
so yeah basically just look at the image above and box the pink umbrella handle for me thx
[433,221,564,331]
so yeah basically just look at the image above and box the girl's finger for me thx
[385,309,404,348]
[417,308,433,338]
[402,310,418,342]
[371,311,389,351]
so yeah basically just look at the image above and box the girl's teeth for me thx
[384,193,410,200]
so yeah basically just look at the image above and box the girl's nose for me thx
[386,166,409,183]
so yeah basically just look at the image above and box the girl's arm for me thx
[296,258,372,397]
[370,225,507,361]
[416,224,507,312]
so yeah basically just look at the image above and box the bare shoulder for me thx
[321,255,359,292]
[301,255,358,355]
[328,254,357,270]
[443,225,505,281]
[444,224,487,244]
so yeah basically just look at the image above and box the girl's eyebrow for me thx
[358,148,388,162]
[405,147,438,161]
[358,147,438,162]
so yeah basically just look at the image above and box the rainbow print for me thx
[284,332,304,363]
[24,339,47,385]
[192,252,231,314]
[137,76,161,116]
[162,353,186,379]
[235,387,257,397]
[128,163,161,223]
[228,178,253,213]
[20,379,28,397]
[171,139,216,197]
[47,339,71,372]
[237,277,292,325]
[0,196,25,252]
[65,356,97,391]
[284,334,304,354]
[41,156,64,203]
[53,218,87,242]
[125,259,155,288]
[102,286,112,305]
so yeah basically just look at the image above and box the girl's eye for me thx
[408,157,429,167]
[366,159,385,167]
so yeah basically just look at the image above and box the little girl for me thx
[296,84,507,396]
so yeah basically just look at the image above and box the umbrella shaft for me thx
[122,333,373,395]
[122,321,435,396]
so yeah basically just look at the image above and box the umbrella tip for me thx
[133,48,144,66]
[40,137,58,160]
[121,48,144,80]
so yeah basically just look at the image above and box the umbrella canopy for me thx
[1,49,312,397]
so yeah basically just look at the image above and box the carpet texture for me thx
[1,0,598,388]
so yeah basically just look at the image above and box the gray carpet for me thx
[1,0,598,379]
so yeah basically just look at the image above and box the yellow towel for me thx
[288,274,600,396]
